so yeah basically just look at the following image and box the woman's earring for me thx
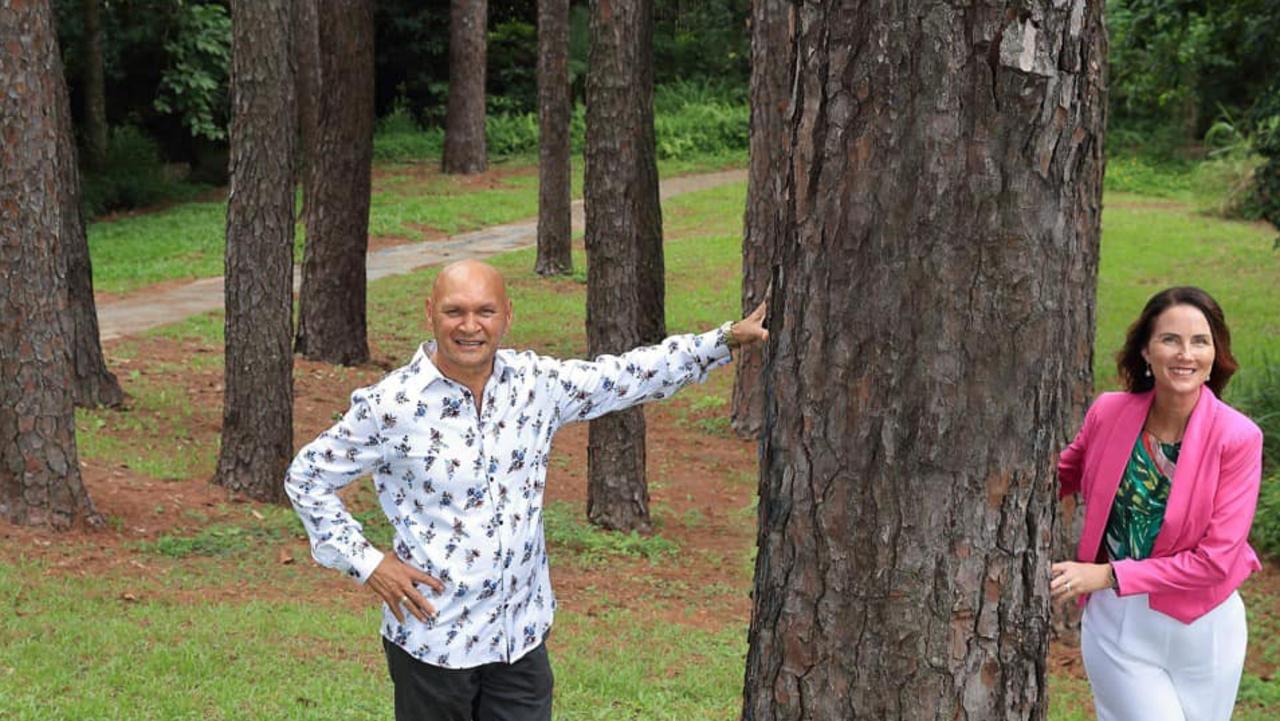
[1144,364,1152,378]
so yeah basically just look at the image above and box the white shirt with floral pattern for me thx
[284,327,732,669]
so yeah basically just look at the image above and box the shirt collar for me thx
[411,341,513,390]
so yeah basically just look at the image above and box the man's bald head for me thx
[431,259,509,306]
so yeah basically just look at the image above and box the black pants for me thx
[382,637,554,721]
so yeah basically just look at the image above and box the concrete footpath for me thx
[97,169,746,341]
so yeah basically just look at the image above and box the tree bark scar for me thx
[987,22,1005,111]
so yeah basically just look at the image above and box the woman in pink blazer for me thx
[1051,286,1264,721]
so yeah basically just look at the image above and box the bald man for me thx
[285,260,767,721]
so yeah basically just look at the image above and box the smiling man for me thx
[285,259,767,721]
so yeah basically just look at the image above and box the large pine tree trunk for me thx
[442,0,488,175]
[53,11,123,410]
[742,3,1106,720]
[81,0,108,171]
[215,0,296,503]
[294,0,374,366]
[0,0,100,529]
[731,0,793,439]
[584,0,663,532]
[535,0,573,277]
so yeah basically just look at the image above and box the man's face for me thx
[425,265,513,379]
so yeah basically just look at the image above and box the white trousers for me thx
[1081,588,1247,721]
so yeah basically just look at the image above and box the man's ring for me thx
[1065,581,1072,592]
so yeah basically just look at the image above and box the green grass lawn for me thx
[8,172,1280,719]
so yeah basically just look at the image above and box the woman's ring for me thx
[399,595,409,605]
[1065,581,1072,593]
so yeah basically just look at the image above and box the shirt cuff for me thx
[347,546,385,585]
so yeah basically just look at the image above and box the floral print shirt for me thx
[284,327,732,668]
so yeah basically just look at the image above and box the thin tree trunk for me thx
[442,0,488,174]
[731,0,793,439]
[215,0,296,503]
[53,9,124,409]
[535,0,573,277]
[295,0,373,365]
[82,0,108,171]
[743,2,1106,719]
[296,0,320,197]
[0,0,100,529]
[632,0,664,346]
[584,0,663,532]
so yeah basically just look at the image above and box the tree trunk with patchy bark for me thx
[215,0,296,503]
[0,0,101,529]
[584,0,664,532]
[442,0,488,174]
[295,0,374,365]
[57,11,123,410]
[731,0,793,439]
[82,0,108,170]
[535,0,572,276]
[742,2,1106,719]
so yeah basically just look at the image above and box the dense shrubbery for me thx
[1253,477,1280,561]
[374,80,747,164]
[1248,83,1280,241]
[81,126,206,217]
[1232,363,1280,560]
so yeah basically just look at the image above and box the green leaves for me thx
[153,2,231,142]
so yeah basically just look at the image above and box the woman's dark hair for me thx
[1116,286,1238,396]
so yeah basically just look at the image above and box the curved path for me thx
[97,169,746,341]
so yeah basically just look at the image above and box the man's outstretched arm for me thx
[549,302,769,423]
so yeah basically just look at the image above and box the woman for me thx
[1051,286,1264,721]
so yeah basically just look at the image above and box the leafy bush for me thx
[1251,475,1280,561]
[80,125,204,217]
[152,1,231,141]
[1230,361,1280,473]
[1233,361,1280,561]
[372,80,749,164]
[1248,81,1280,241]
[372,107,444,162]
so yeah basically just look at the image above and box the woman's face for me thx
[1142,303,1215,400]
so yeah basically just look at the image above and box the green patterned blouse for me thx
[1103,431,1180,561]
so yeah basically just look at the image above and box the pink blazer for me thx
[1058,387,1264,623]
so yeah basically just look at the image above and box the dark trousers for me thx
[382,637,554,721]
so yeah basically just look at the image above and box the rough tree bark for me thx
[53,12,124,410]
[0,0,101,529]
[294,0,374,365]
[214,0,296,503]
[81,0,108,171]
[442,0,488,174]
[743,2,1106,720]
[535,0,573,276]
[296,0,319,193]
[584,0,665,532]
[730,0,793,439]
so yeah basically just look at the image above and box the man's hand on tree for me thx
[728,301,769,349]
[367,554,445,624]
